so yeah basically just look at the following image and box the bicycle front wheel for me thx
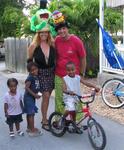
[102,78,124,109]
[48,112,66,137]
[87,118,106,150]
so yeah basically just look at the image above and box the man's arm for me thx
[80,56,86,77]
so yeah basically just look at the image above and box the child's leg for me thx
[69,111,76,122]
[9,124,14,132]
[27,114,36,132]
[15,123,24,136]
[27,115,38,132]
[9,124,15,137]
[64,110,69,117]
[64,110,76,121]
[15,122,20,131]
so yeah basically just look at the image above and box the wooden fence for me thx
[4,37,32,73]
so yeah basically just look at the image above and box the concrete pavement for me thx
[0,61,124,150]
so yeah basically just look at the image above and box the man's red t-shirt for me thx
[55,34,86,77]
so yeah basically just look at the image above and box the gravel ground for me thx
[81,78,124,125]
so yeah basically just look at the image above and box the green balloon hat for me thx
[30,0,56,36]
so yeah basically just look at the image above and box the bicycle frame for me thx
[75,91,96,126]
[76,102,92,126]
[114,84,124,96]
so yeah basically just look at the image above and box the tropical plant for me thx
[0,0,26,38]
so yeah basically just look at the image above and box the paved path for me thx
[0,61,124,150]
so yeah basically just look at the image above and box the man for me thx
[54,21,86,117]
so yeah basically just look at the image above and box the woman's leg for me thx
[41,91,52,124]
[26,115,30,130]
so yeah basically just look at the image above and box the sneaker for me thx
[10,132,15,138]
[76,128,83,134]
[17,130,24,136]
[83,125,88,130]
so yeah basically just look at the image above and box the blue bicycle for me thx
[102,78,124,108]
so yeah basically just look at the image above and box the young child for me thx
[23,62,42,137]
[62,61,100,122]
[4,78,24,137]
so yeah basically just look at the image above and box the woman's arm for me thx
[27,43,36,60]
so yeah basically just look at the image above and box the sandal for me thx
[42,123,50,131]
[41,120,48,124]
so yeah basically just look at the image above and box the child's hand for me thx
[94,87,100,92]
[68,91,76,96]
[35,94,41,99]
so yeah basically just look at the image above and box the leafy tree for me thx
[104,8,123,35]
[0,0,26,38]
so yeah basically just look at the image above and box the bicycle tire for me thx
[102,78,124,109]
[48,112,66,137]
[87,118,106,150]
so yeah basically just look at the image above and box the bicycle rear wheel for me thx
[102,78,124,109]
[87,118,106,150]
[48,112,66,137]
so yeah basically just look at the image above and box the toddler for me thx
[4,78,24,137]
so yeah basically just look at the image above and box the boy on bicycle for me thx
[62,61,100,122]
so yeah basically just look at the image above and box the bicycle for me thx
[49,90,106,150]
[102,78,124,109]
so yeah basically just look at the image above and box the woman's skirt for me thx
[39,67,55,92]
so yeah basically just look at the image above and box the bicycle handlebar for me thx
[77,90,96,104]
[64,89,96,105]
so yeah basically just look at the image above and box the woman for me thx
[27,24,55,131]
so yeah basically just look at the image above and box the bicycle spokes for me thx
[88,120,106,150]
[102,78,124,108]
